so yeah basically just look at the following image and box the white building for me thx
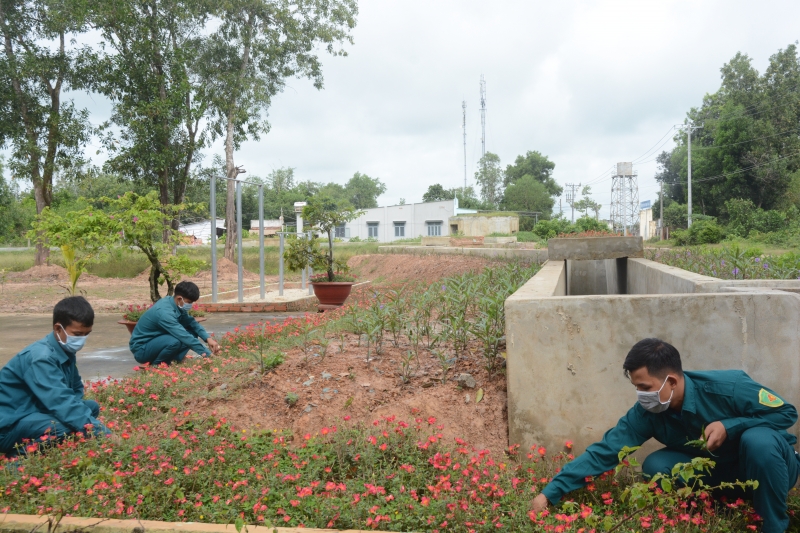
[179,219,226,244]
[340,199,476,242]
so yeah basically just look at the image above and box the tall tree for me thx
[504,150,561,196]
[85,0,208,235]
[0,0,91,264]
[474,152,502,207]
[501,175,554,218]
[573,185,602,219]
[198,0,357,260]
[422,183,453,202]
[344,172,385,209]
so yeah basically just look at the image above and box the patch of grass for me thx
[516,231,539,243]
[0,250,36,272]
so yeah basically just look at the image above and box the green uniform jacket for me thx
[129,296,210,357]
[542,370,797,504]
[0,333,108,433]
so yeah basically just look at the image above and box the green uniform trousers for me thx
[643,427,800,533]
[133,334,191,366]
[0,399,100,455]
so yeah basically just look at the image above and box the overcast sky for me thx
[74,1,800,219]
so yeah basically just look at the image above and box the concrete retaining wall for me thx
[506,289,800,454]
[379,245,548,263]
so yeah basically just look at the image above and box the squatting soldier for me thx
[129,281,220,366]
[532,338,799,533]
[0,297,110,456]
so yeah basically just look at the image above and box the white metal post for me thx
[236,180,243,303]
[258,185,265,300]
[210,176,218,303]
[278,232,285,296]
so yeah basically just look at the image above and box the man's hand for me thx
[704,421,728,451]
[532,494,549,515]
[207,338,221,355]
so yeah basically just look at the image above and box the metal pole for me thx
[210,176,218,303]
[258,185,265,300]
[308,230,314,295]
[236,180,243,303]
[659,180,664,240]
[687,125,693,228]
[278,232,285,296]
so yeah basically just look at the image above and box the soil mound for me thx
[9,265,69,282]
[134,257,258,283]
[347,254,496,283]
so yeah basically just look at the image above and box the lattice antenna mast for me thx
[610,162,639,235]
[462,100,467,190]
[480,75,486,158]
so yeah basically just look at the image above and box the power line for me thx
[631,126,677,163]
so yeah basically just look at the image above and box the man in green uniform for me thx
[532,338,799,533]
[0,296,110,456]
[130,281,220,366]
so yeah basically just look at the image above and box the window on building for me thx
[334,224,346,238]
[427,221,442,236]
[367,222,379,238]
[394,222,405,237]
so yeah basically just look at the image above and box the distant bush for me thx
[348,236,361,242]
[671,219,725,246]
[515,231,538,242]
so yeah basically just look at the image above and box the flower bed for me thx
[1,262,791,531]
[646,245,800,280]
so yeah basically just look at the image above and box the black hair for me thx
[174,281,200,302]
[623,338,683,379]
[53,296,95,327]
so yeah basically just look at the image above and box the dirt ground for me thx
[190,333,510,454]
[0,254,498,313]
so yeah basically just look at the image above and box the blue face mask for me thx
[57,324,88,353]
[177,297,193,312]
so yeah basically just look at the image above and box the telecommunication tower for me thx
[462,101,467,189]
[480,75,486,158]
[610,162,639,235]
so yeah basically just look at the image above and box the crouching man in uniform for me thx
[130,281,220,366]
[532,338,800,533]
[0,296,110,456]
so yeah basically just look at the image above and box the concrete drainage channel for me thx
[0,514,364,533]
[505,236,800,455]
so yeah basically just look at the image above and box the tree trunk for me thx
[33,182,50,265]
[148,260,162,303]
[224,112,237,261]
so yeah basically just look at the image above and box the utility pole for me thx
[480,75,486,158]
[659,180,664,240]
[565,182,581,223]
[676,121,702,227]
[462,100,467,190]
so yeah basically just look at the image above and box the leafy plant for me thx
[284,195,363,282]
[284,392,299,406]
[122,304,151,322]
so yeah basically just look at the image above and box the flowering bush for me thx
[122,304,151,322]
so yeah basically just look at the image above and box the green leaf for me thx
[235,517,244,533]
[660,478,672,492]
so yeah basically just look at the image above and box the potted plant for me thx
[118,303,207,334]
[284,195,363,307]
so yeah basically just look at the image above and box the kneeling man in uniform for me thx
[0,296,110,456]
[532,338,799,533]
[130,281,220,366]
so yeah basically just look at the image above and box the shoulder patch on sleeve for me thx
[759,388,785,408]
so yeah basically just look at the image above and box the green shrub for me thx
[348,236,361,242]
[515,231,538,242]
[671,219,724,246]
[574,216,608,233]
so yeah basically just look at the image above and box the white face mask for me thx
[177,297,193,311]
[57,324,89,353]
[636,376,673,413]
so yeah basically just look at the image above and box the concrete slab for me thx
[0,312,299,378]
[0,514,370,533]
[548,236,643,261]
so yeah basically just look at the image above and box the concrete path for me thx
[0,311,300,379]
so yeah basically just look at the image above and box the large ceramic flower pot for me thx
[118,317,206,335]
[310,282,355,307]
